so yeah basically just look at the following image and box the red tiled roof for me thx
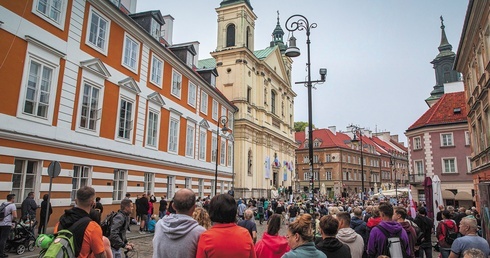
[371,137,395,154]
[407,92,467,131]
[295,129,350,149]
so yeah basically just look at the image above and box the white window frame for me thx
[325,170,332,180]
[211,135,218,163]
[212,99,218,121]
[200,91,208,115]
[167,176,175,200]
[440,133,454,147]
[116,97,134,141]
[12,159,40,204]
[211,180,216,196]
[414,136,422,150]
[227,142,232,167]
[113,169,127,201]
[199,128,207,160]
[442,157,457,173]
[220,138,226,165]
[32,0,66,30]
[467,156,472,173]
[150,53,164,88]
[144,172,154,195]
[188,82,197,107]
[146,108,160,149]
[465,131,471,146]
[168,113,180,154]
[185,177,192,189]
[221,106,227,119]
[85,6,110,55]
[77,81,102,133]
[150,18,161,40]
[121,32,140,73]
[71,165,91,201]
[198,179,204,198]
[185,122,196,158]
[17,47,60,125]
[171,69,182,98]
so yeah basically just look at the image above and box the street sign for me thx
[47,161,61,178]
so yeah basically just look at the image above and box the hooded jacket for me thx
[254,232,290,258]
[153,213,206,258]
[336,227,365,258]
[282,242,326,258]
[436,219,458,248]
[316,237,352,258]
[367,220,411,258]
[351,216,368,243]
[57,207,95,257]
[400,221,417,258]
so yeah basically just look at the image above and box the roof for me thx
[295,129,349,149]
[197,46,277,69]
[254,47,276,60]
[407,92,467,131]
[198,58,216,69]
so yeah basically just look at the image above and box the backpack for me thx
[0,203,12,221]
[442,222,459,245]
[376,225,408,258]
[38,216,91,258]
[100,211,117,238]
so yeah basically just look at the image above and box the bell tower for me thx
[216,0,257,52]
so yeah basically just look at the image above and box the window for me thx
[117,98,133,140]
[221,106,227,118]
[33,0,65,27]
[467,156,472,173]
[79,83,101,131]
[441,133,454,147]
[211,135,217,163]
[226,24,235,47]
[86,7,109,54]
[167,176,174,201]
[227,142,232,167]
[200,91,208,114]
[150,18,160,40]
[199,129,207,160]
[325,154,331,162]
[212,100,218,120]
[150,54,163,87]
[247,87,251,103]
[442,158,457,173]
[188,82,197,107]
[122,33,139,72]
[186,123,195,157]
[211,180,216,196]
[144,172,154,194]
[414,136,422,150]
[113,169,126,201]
[313,155,319,163]
[12,159,38,203]
[186,51,193,67]
[168,116,179,153]
[185,178,192,189]
[23,59,54,119]
[198,179,204,198]
[303,155,309,163]
[325,169,332,180]
[220,139,226,165]
[271,91,276,114]
[146,110,159,147]
[71,165,89,201]
[465,131,470,146]
[313,141,321,147]
[171,70,182,98]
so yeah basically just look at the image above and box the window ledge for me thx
[440,145,456,148]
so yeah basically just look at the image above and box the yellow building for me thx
[199,0,297,198]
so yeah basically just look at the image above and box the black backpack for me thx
[0,203,12,221]
[100,211,117,237]
[442,222,459,245]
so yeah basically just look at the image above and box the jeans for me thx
[0,226,11,256]
[159,210,166,219]
[418,244,433,258]
[112,247,122,258]
[440,248,451,258]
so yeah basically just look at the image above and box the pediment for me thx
[262,47,289,83]
[147,92,165,107]
[199,119,210,129]
[80,58,111,78]
[118,77,141,94]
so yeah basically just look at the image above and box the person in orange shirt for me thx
[55,186,106,258]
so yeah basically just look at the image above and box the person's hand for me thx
[125,243,134,250]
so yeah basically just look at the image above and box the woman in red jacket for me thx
[255,214,290,258]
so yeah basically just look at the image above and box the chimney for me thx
[161,15,174,46]
[390,134,399,143]
[328,126,336,135]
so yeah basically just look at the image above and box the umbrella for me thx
[424,176,433,221]
[374,183,378,194]
[432,175,443,223]
[321,183,326,196]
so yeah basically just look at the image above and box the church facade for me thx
[199,0,297,198]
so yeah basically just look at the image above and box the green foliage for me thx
[294,122,315,132]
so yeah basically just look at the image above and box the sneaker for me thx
[139,231,144,234]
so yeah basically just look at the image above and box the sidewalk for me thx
[7,224,153,258]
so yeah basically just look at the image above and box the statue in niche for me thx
[248,149,253,176]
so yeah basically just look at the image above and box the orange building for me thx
[0,0,236,230]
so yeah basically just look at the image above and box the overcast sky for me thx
[136,0,469,145]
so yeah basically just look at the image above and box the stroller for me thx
[5,220,37,255]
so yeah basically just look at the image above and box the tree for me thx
[294,122,315,132]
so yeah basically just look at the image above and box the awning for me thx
[455,191,473,201]
[442,190,455,199]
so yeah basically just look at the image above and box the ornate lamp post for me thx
[390,153,397,200]
[214,116,229,196]
[285,14,327,198]
[350,125,364,205]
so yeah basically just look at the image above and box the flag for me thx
[265,157,270,179]
[283,166,287,181]
[408,184,416,217]
[273,157,280,168]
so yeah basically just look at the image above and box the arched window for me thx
[271,90,276,114]
[246,26,250,49]
[226,24,236,47]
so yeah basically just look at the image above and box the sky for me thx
[136,0,469,145]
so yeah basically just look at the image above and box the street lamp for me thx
[214,116,229,196]
[390,153,397,200]
[350,126,364,205]
[285,14,327,199]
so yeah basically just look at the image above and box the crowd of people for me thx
[1,188,490,258]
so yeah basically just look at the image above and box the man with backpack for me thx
[437,210,459,258]
[414,206,434,258]
[0,193,17,258]
[109,199,134,258]
[54,186,106,258]
[367,202,410,258]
